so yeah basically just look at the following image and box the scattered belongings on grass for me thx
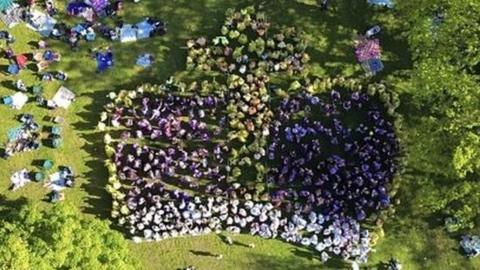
[136,53,154,68]
[26,9,57,37]
[45,166,75,191]
[3,114,40,158]
[10,168,31,191]
[461,235,480,258]
[3,92,29,109]
[44,166,75,202]
[0,3,23,28]
[118,19,166,43]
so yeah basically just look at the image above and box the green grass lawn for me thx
[1,0,479,269]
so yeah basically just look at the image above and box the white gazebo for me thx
[52,86,76,109]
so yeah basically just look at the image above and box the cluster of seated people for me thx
[118,179,372,263]
[45,166,75,203]
[98,18,167,41]
[3,114,40,159]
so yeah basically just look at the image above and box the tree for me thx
[394,0,480,231]
[0,203,137,270]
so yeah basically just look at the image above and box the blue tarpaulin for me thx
[136,20,154,40]
[367,0,394,8]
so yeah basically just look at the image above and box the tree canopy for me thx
[0,203,137,270]
[395,0,480,231]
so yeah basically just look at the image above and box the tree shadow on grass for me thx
[243,251,348,270]
[0,195,29,217]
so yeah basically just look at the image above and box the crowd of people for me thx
[92,5,403,265]
[101,80,399,264]
[267,89,399,220]
[118,179,371,263]
[186,7,308,76]
[226,74,272,182]
[3,114,41,159]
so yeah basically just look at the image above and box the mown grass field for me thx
[0,0,479,269]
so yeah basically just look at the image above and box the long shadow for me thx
[189,250,216,257]
[243,251,346,269]
[0,195,29,217]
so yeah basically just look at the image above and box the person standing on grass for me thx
[225,236,233,245]
[6,32,15,45]
[69,33,79,51]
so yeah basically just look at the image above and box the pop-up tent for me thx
[10,92,28,109]
[52,86,75,109]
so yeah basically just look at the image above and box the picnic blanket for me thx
[136,20,154,40]
[11,169,31,191]
[7,127,23,142]
[120,24,137,43]
[355,38,381,62]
